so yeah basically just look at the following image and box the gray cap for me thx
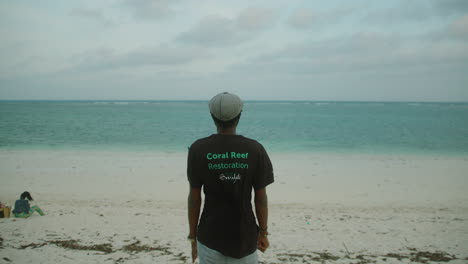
[209,92,243,121]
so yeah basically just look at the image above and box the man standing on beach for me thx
[187,92,274,264]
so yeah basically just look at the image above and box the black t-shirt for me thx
[187,134,274,258]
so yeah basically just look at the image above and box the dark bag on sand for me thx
[0,207,11,218]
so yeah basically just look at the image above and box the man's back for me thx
[187,92,273,264]
[188,134,273,258]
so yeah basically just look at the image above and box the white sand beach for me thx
[1,150,467,263]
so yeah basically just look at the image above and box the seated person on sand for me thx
[12,191,45,218]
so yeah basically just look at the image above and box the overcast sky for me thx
[1,0,467,101]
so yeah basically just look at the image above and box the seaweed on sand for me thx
[121,240,171,255]
[19,239,113,254]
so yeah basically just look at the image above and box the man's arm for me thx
[188,186,202,263]
[188,186,202,238]
[254,188,270,252]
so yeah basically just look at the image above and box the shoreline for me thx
[2,147,468,157]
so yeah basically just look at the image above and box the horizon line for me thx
[1,99,468,103]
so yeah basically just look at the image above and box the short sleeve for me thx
[253,143,274,190]
[187,145,203,188]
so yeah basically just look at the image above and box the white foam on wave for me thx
[248,102,294,105]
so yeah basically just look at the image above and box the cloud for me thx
[425,14,468,42]
[70,7,114,26]
[236,8,276,31]
[288,6,357,29]
[123,0,175,20]
[229,31,468,76]
[450,14,468,36]
[2,1,467,101]
[176,15,241,46]
[288,9,316,29]
[68,44,205,73]
[362,3,431,24]
[433,0,468,16]
[177,7,278,46]
[362,0,468,24]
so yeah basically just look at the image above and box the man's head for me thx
[209,92,243,129]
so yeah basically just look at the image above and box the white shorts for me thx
[197,241,258,264]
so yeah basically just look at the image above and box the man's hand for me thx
[257,232,270,252]
[191,240,198,263]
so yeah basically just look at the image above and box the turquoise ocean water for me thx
[1,101,467,155]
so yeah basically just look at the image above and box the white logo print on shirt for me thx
[219,173,241,183]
